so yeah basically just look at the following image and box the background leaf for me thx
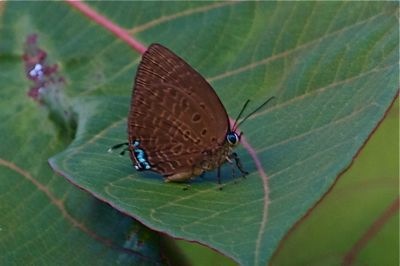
[0,3,163,265]
[1,2,398,265]
[270,100,399,265]
[0,62,162,265]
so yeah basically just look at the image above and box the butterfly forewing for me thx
[128,44,230,176]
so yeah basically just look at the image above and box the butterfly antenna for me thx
[236,96,276,129]
[232,99,250,131]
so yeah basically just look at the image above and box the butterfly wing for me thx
[128,44,229,176]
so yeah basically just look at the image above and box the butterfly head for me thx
[226,131,241,146]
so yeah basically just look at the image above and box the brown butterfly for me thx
[111,44,273,183]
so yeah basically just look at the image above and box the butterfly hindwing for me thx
[128,44,230,176]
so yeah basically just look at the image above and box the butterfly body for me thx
[165,139,233,182]
[127,44,245,182]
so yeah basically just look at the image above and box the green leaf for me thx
[0,78,162,264]
[270,100,399,266]
[2,2,398,265]
[0,3,163,265]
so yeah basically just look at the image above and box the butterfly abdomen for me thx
[164,143,232,182]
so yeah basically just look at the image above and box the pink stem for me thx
[241,136,268,180]
[66,0,147,54]
[229,118,269,180]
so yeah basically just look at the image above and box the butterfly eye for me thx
[226,132,240,146]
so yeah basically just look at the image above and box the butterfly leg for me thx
[232,162,237,180]
[226,155,241,184]
[119,148,129,156]
[230,152,248,178]
[108,142,129,156]
[217,166,221,184]
[225,155,239,183]
[217,166,224,190]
